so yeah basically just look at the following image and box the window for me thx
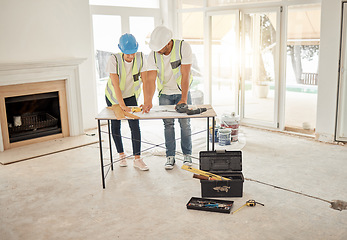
[180,12,205,104]
[284,4,321,133]
[90,3,160,111]
[89,0,159,8]
[208,0,279,7]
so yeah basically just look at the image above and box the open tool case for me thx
[186,197,234,214]
[199,150,244,197]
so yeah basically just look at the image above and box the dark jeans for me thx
[105,96,141,156]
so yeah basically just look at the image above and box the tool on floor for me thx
[232,199,264,214]
[181,165,231,181]
[175,103,207,115]
[188,199,233,210]
[107,104,140,120]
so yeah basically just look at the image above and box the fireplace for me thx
[0,59,85,151]
[0,80,70,150]
[6,91,62,143]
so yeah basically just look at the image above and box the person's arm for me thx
[142,70,157,113]
[177,41,193,105]
[110,73,131,112]
[140,70,147,106]
[177,64,191,105]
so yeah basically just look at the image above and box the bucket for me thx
[220,113,240,129]
[218,128,231,146]
[231,135,238,142]
[220,112,239,142]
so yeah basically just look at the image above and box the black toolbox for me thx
[186,197,234,214]
[199,150,244,197]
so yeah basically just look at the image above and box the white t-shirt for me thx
[106,54,147,99]
[147,40,192,95]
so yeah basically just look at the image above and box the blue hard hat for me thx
[118,33,139,54]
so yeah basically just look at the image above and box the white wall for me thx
[0,0,97,131]
[316,0,342,142]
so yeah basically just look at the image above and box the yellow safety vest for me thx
[105,52,143,104]
[154,39,193,95]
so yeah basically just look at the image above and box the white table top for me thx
[96,104,216,120]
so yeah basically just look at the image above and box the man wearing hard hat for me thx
[143,26,193,170]
[105,33,149,171]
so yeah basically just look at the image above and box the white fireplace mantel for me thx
[0,58,86,72]
[0,58,86,151]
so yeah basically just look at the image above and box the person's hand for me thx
[140,102,152,113]
[177,99,187,106]
[120,104,131,112]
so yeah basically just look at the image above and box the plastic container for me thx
[209,126,219,143]
[218,128,231,146]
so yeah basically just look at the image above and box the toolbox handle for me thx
[215,150,226,154]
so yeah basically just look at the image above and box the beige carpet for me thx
[0,132,99,165]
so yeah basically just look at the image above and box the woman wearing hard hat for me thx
[105,33,149,171]
[143,26,193,170]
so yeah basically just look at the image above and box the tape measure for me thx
[232,199,264,214]
[181,165,231,181]
[132,106,142,112]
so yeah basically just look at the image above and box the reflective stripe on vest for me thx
[154,39,193,95]
[105,52,143,104]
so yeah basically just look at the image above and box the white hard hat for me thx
[149,26,173,51]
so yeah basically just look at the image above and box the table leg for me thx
[207,117,210,151]
[98,120,105,189]
[212,117,215,151]
[108,120,113,170]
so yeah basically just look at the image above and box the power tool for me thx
[175,103,207,115]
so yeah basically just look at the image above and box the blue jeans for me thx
[106,96,141,156]
[159,93,192,157]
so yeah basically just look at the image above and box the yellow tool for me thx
[132,106,142,112]
[232,199,264,214]
[181,165,231,181]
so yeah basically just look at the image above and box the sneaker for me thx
[183,155,192,166]
[165,156,175,170]
[134,158,149,171]
[119,154,127,167]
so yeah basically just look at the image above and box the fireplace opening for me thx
[5,92,62,143]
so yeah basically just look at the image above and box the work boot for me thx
[165,156,175,170]
[134,158,149,171]
[183,155,192,166]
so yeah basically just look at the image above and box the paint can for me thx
[218,128,231,146]
[221,112,239,141]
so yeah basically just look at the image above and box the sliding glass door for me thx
[240,8,280,128]
[208,11,240,116]
[285,4,320,135]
